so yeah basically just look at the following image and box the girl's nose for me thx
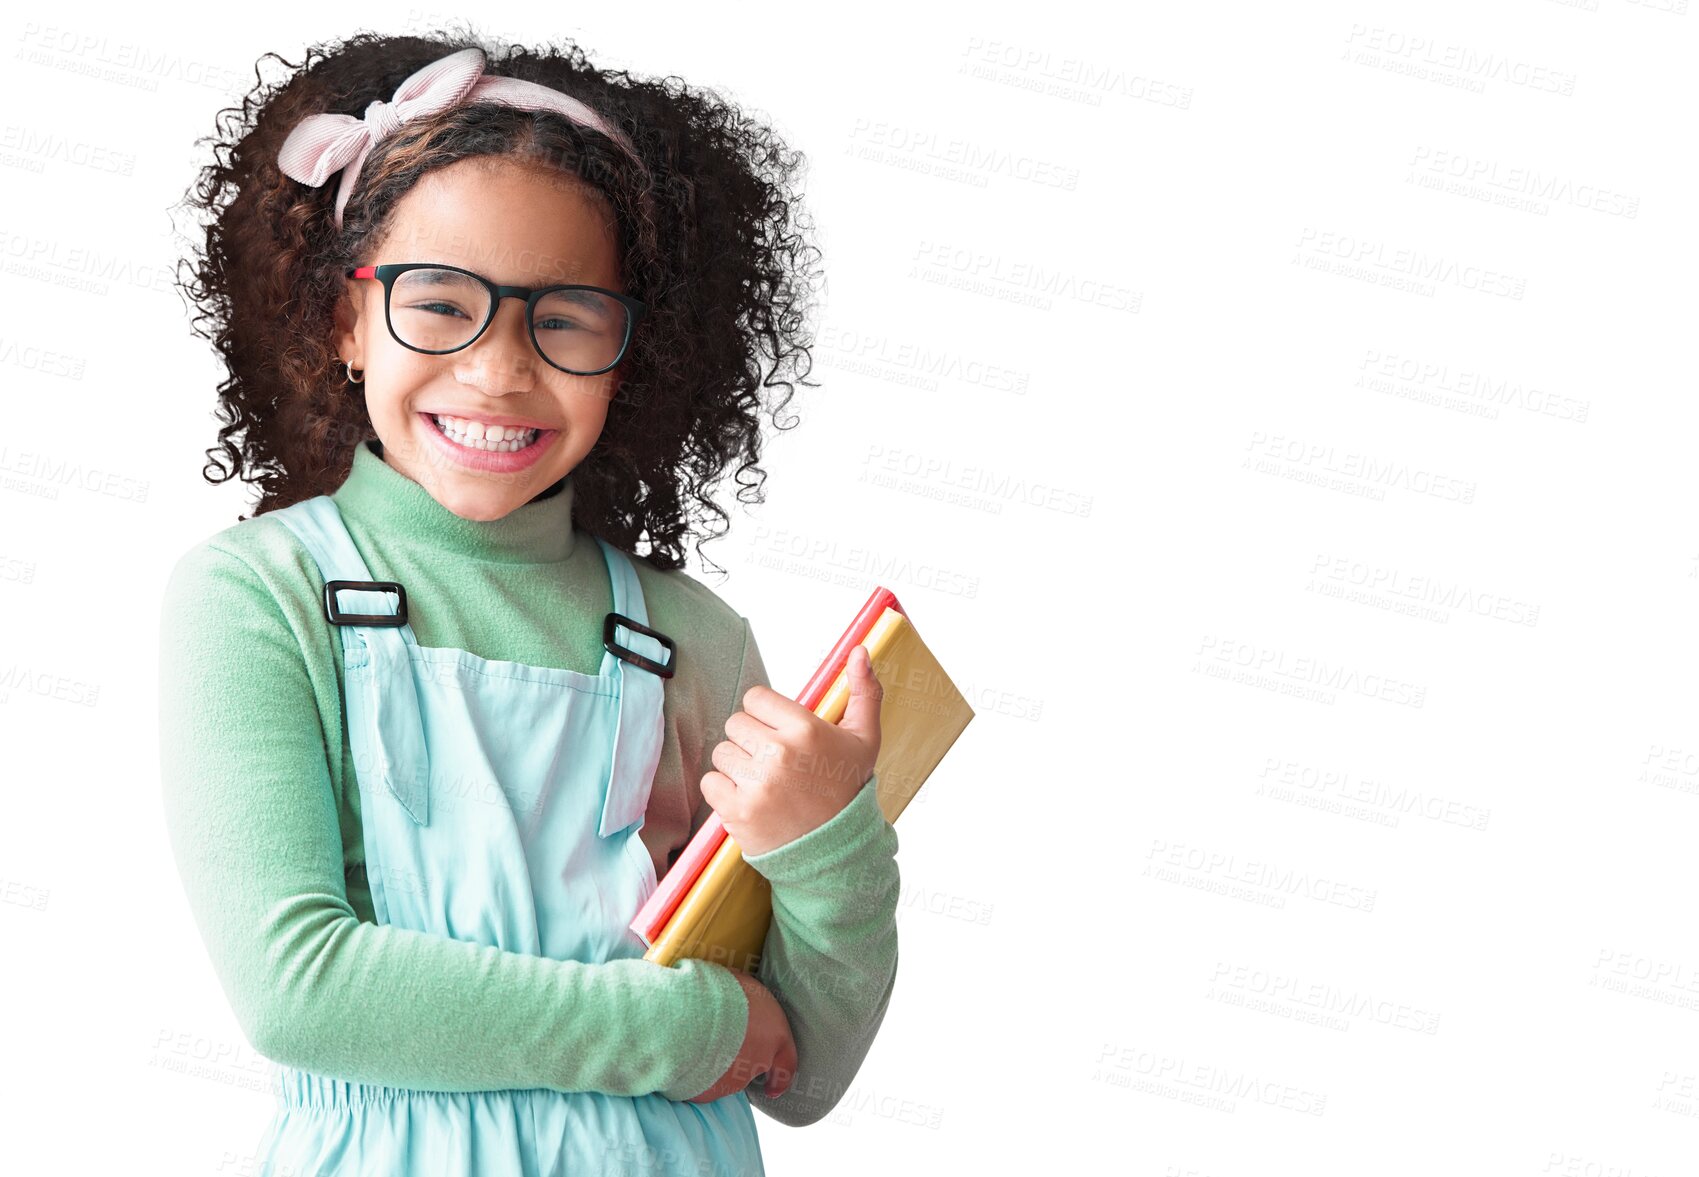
[452,303,539,392]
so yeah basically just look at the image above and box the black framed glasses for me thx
[345,262,647,376]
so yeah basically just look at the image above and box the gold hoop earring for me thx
[345,361,364,385]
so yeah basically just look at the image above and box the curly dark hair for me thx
[170,23,819,572]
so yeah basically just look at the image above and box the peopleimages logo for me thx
[1342,24,1578,96]
[1294,228,1526,301]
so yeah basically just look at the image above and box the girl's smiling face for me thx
[336,156,628,521]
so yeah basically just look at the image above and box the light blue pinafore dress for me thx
[255,494,764,1177]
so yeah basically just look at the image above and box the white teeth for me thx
[431,414,540,453]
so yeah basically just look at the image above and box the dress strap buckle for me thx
[602,612,676,679]
[324,579,410,628]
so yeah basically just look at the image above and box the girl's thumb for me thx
[839,645,883,746]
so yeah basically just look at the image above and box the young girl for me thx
[158,29,900,1177]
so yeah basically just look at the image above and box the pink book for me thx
[630,586,905,946]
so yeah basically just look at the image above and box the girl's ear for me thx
[333,281,364,366]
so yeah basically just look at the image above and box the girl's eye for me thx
[407,301,472,319]
[534,317,585,332]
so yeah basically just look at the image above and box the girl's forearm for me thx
[741,775,902,1127]
[228,896,748,1099]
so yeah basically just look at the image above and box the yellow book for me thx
[643,603,973,972]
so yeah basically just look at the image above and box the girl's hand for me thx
[686,968,796,1102]
[701,646,883,858]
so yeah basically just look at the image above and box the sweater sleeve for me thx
[715,619,902,1127]
[157,539,748,1102]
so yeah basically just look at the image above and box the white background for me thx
[2,1,1696,1173]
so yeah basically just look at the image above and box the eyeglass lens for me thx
[388,267,630,373]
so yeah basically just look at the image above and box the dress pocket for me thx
[345,642,432,826]
[598,673,663,838]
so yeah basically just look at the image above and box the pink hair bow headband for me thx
[277,46,645,229]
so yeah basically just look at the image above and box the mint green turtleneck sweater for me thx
[157,439,900,1124]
